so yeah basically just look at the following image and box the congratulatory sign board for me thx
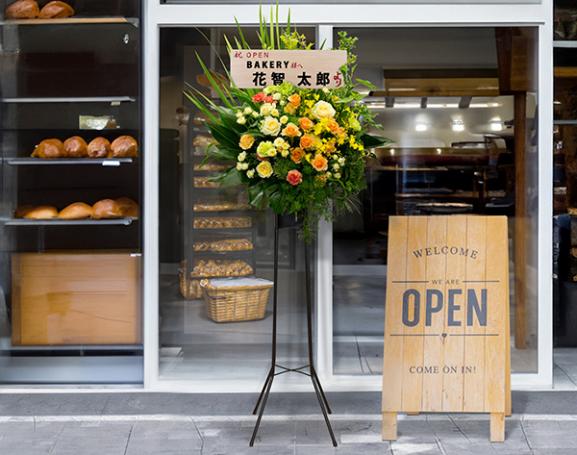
[230,50,347,89]
[381,216,510,442]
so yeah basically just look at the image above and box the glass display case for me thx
[0,0,143,383]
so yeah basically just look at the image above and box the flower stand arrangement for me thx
[185,7,389,447]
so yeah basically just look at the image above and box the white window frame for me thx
[144,2,553,392]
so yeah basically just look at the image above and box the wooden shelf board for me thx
[2,17,135,26]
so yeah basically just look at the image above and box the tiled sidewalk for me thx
[1,414,577,455]
[1,392,577,454]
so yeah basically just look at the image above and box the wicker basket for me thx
[200,278,273,322]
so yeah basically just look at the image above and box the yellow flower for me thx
[256,161,273,178]
[310,154,328,172]
[260,116,281,136]
[239,134,255,150]
[260,103,275,116]
[257,141,277,158]
[282,122,301,138]
[283,103,297,115]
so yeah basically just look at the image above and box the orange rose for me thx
[327,119,340,134]
[290,147,305,164]
[310,154,328,172]
[299,117,314,131]
[281,122,301,138]
[300,134,316,150]
[287,94,301,107]
[286,169,303,186]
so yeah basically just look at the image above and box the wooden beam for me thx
[375,77,499,98]
[514,92,527,350]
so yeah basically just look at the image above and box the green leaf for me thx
[249,182,268,209]
[361,133,392,148]
[215,167,242,187]
[205,144,237,162]
[196,53,234,109]
[355,78,377,90]
[234,17,250,49]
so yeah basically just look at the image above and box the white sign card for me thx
[229,50,348,89]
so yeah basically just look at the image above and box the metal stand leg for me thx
[250,214,337,447]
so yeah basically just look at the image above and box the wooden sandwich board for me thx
[382,216,511,442]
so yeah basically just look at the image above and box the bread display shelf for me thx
[3,217,137,226]
[8,344,142,352]
[5,157,134,166]
[554,120,577,125]
[554,41,577,48]
[2,16,138,26]
[0,96,135,104]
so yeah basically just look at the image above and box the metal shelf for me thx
[4,157,134,166]
[0,96,135,104]
[554,41,577,48]
[2,218,137,226]
[5,344,143,352]
[554,120,577,125]
[1,17,138,27]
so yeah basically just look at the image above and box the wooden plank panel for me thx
[400,216,428,413]
[484,217,508,413]
[421,216,448,412]
[442,216,468,412]
[463,217,487,412]
[382,217,409,412]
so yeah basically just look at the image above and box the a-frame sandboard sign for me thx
[382,216,511,442]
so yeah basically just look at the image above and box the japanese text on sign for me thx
[229,50,348,89]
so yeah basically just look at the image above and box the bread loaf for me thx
[58,202,93,220]
[193,239,253,252]
[38,1,74,18]
[193,202,249,212]
[63,136,88,158]
[23,205,58,219]
[32,138,65,158]
[193,217,251,229]
[5,0,39,19]
[92,199,123,219]
[14,205,34,218]
[193,177,221,188]
[115,197,139,218]
[87,137,111,158]
[191,259,253,278]
[110,135,138,158]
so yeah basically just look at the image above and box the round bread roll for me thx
[58,202,93,220]
[87,137,111,158]
[32,138,65,158]
[5,0,39,19]
[63,136,88,158]
[110,135,138,158]
[23,205,58,219]
[115,197,139,218]
[15,205,34,218]
[38,1,74,18]
[92,199,123,219]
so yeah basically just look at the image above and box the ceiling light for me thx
[415,123,428,132]
[451,120,465,132]
[490,117,503,132]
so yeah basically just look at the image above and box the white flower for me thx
[236,162,244,171]
[280,115,289,125]
[243,107,253,115]
[322,87,330,93]
[311,100,336,120]
[236,116,246,125]
[271,108,280,117]
[241,162,249,170]
[334,172,341,179]
[252,111,260,118]
[237,152,247,162]
[235,110,243,117]
[260,103,275,116]
[326,172,332,178]
[338,157,346,165]
[260,116,281,136]
[247,169,255,178]
[280,149,290,158]
[279,100,286,106]
[332,163,340,171]
[273,93,282,101]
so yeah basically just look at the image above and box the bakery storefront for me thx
[0,0,557,391]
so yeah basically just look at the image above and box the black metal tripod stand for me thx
[250,214,337,447]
